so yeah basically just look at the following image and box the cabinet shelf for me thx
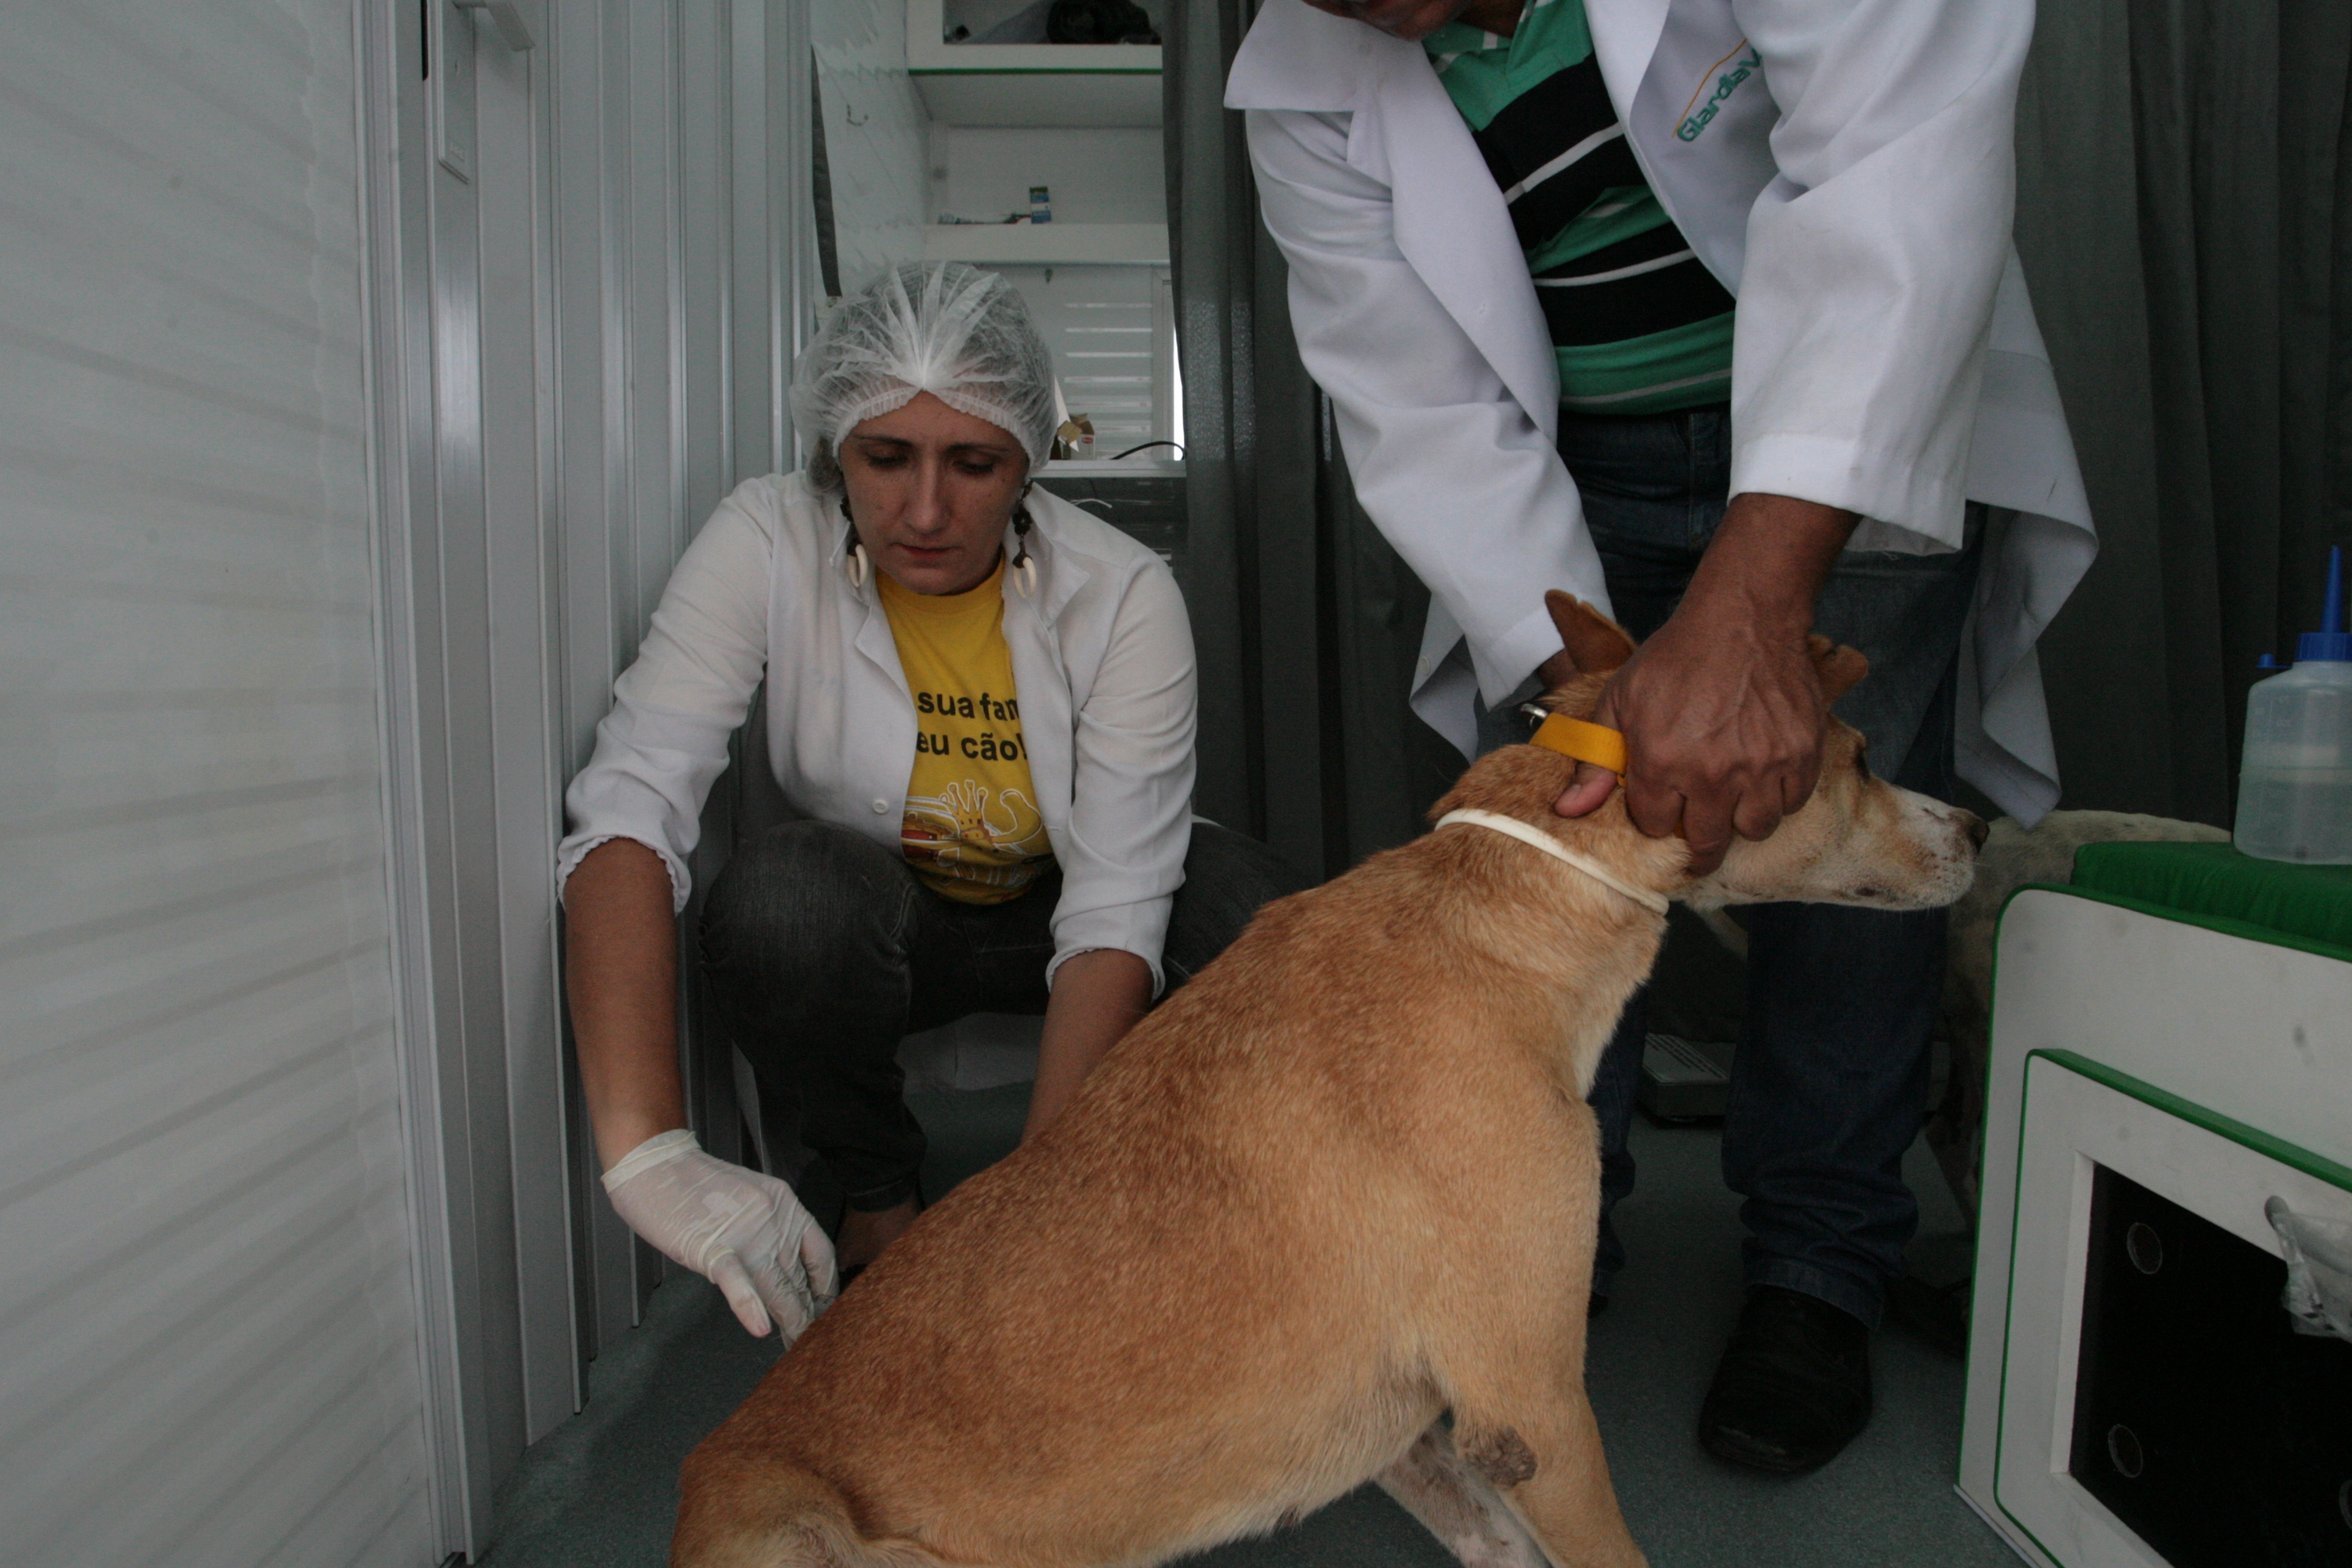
[923,222,1168,265]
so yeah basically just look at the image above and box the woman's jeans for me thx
[699,820,1294,1213]
[1512,406,1983,1326]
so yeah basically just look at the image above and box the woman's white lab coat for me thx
[1226,0,2097,822]
[556,473,1198,990]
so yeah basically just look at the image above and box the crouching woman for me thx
[558,263,1289,1340]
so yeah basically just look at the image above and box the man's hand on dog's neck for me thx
[1548,493,1858,875]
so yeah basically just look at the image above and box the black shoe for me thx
[1698,1285,1873,1474]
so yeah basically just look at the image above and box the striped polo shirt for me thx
[1425,0,1735,415]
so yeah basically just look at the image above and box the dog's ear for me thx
[1545,591,1635,677]
[1806,634,1869,704]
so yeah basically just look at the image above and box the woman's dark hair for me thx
[806,437,844,499]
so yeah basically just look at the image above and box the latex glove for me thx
[601,1130,839,1339]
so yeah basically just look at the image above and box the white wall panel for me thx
[0,4,432,1566]
[816,0,935,291]
[546,0,816,1368]
[549,0,697,1361]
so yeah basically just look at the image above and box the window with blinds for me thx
[995,263,1181,459]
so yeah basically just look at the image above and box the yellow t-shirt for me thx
[877,558,1054,903]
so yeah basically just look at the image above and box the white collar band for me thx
[1433,808,1671,916]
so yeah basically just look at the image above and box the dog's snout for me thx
[1963,812,1989,852]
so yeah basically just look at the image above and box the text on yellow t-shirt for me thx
[876,557,1054,903]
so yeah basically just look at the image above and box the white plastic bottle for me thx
[2236,547,2352,863]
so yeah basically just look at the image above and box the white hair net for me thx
[791,262,1059,476]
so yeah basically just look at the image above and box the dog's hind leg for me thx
[1413,1099,1642,1566]
[1377,1422,1556,1568]
[1447,1394,1643,1568]
[672,1453,946,1568]
[1379,1425,1553,1568]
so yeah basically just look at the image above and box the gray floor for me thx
[477,1087,2020,1568]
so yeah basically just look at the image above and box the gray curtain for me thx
[1163,0,1456,879]
[2020,0,2352,824]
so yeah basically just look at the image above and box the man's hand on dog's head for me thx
[1557,616,1826,874]
[1551,493,1857,876]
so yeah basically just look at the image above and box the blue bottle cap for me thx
[2296,546,2352,663]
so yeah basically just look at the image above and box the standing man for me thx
[1228,0,2095,1471]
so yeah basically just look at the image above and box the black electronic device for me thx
[1046,0,1158,44]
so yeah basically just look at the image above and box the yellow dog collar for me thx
[1528,712,1628,775]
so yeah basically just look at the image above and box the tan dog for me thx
[673,595,1983,1568]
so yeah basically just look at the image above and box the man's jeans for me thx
[699,820,1294,1214]
[1485,405,1983,1326]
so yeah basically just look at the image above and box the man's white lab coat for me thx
[1227,0,2096,821]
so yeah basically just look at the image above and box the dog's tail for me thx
[673,1452,944,1568]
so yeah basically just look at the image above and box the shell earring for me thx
[840,501,869,589]
[1010,493,1038,599]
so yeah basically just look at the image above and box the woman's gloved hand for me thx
[601,1129,839,1339]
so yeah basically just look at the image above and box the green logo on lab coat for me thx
[1677,48,1761,142]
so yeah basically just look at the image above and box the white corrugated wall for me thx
[0,4,434,1565]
